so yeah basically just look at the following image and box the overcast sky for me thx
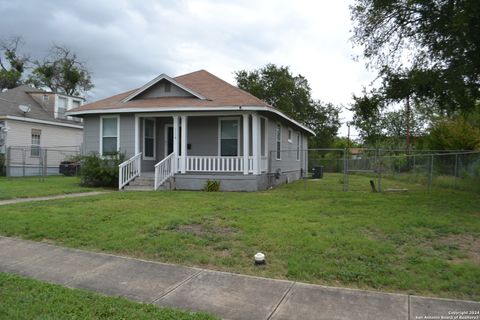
[0,0,374,136]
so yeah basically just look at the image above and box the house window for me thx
[288,129,292,143]
[57,97,68,119]
[143,118,155,159]
[31,129,41,157]
[42,94,49,102]
[219,118,239,156]
[101,116,119,155]
[276,124,281,160]
[72,100,81,109]
[296,133,300,161]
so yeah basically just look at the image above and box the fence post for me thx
[44,149,48,179]
[343,148,346,191]
[454,153,458,188]
[6,146,10,177]
[22,148,26,177]
[428,154,434,191]
[378,157,382,193]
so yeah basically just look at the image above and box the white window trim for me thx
[99,115,120,156]
[142,118,156,160]
[287,129,292,143]
[31,130,41,158]
[218,117,240,157]
[276,123,282,160]
[296,132,301,161]
[55,96,68,119]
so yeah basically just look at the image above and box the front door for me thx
[165,125,181,157]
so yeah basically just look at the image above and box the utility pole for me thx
[405,94,411,154]
[347,122,351,150]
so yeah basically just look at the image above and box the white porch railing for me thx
[154,152,176,190]
[184,156,255,173]
[118,152,142,190]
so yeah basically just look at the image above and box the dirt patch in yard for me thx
[176,224,236,237]
[436,234,480,265]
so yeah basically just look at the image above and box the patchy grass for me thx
[0,174,479,300]
[0,272,217,320]
[0,176,99,200]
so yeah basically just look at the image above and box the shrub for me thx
[79,152,126,188]
[0,154,4,176]
[204,180,220,192]
[427,118,480,150]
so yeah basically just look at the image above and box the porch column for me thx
[242,114,249,175]
[173,116,179,173]
[181,115,188,174]
[134,115,140,155]
[252,113,260,175]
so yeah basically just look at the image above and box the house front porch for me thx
[118,112,270,190]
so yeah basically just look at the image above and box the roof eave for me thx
[67,105,315,135]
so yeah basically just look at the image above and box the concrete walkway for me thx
[0,236,478,320]
[0,191,110,206]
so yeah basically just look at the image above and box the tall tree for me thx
[28,45,93,96]
[235,64,340,147]
[350,0,480,113]
[235,64,313,123]
[0,36,28,90]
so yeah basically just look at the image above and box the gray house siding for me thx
[83,115,100,154]
[120,114,135,157]
[82,112,310,191]
[136,79,194,99]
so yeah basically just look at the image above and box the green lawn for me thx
[0,272,217,320]
[0,176,99,200]
[0,174,479,301]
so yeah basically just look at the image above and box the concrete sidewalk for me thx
[0,191,110,206]
[0,236,478,320]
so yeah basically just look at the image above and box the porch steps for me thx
[122,175,174,191]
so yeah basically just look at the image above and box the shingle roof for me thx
[0,85,82,126]
[70,70,271,113]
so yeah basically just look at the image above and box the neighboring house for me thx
[69,70,314,191]
[0,85,84,176]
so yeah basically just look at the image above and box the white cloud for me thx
[0,0,375,136]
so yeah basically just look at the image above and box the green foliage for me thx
[27,45,93,96]
[235,64,340,147]
[350,89,384,145]
[427,118,480,151]
[204,180,220,192]
[0,273,218,320]
[351,0,480,113]
[79,152,126,188]
[0,37,28,90]
[0,154,5,176]
[1,175,479,299]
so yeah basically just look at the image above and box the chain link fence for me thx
[4,146,81,177]
[277,148,480,193]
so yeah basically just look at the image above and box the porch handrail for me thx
[118,152,142,190]
[154,152,176,190]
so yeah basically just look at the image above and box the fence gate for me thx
[5,146,81,177]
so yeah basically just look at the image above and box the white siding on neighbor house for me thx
[5,119,83,148]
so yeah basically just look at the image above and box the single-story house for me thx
[0,85,84,176]
[68,70,313,191]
